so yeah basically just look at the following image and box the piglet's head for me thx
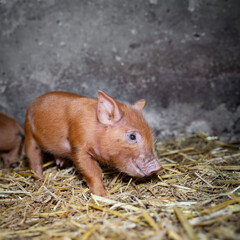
[97,91,162,177]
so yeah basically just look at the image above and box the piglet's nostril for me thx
[149,164,162,174]
[147,159,162,175]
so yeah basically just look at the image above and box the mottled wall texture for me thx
[0,0,240,140]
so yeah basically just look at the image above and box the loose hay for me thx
[0,132,240,240]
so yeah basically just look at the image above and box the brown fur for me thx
[24,91,161,196]
[0,113,24,168]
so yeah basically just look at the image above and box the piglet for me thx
[0,112,24,168]
[24,91,161,196]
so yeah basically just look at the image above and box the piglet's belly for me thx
[35,134,72,156]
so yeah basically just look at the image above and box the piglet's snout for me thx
[145,158,162,176]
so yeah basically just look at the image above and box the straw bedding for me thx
[0,132,240,239]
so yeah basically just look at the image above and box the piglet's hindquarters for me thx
[0,113,24,168]
[24,91,162,196]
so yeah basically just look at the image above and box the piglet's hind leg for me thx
[1,153,9,168]
[8,135,22,168]
[25,121,43,179]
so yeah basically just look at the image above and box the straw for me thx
[0,133,239,239]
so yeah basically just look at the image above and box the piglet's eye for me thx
[129,134,136,141]
[126,131,138,144]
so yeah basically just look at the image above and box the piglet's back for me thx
[26,91,97,154]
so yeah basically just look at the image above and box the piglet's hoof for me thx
[10,162,19,168]
[91,187,108,197]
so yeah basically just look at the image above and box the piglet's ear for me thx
[97,91,122,125]
[132,99,147,112]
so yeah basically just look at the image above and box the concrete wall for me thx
[0,0,240,140]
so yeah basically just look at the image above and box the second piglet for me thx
[0,112,24,168]
[24,91,161,196]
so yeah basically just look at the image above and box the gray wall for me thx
[0,0,240,140]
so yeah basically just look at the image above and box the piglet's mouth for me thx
[131,159,147,177]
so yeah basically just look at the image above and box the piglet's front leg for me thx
[73,149,107,197]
